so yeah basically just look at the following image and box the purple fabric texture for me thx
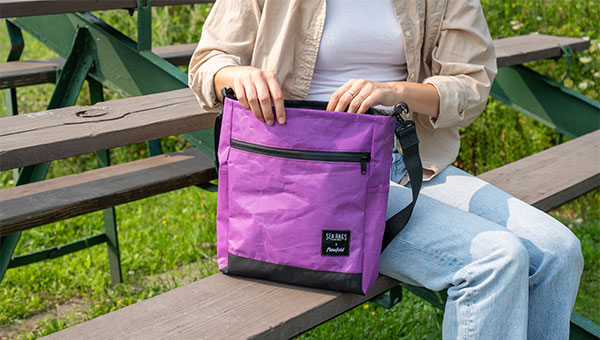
[217,98,395,294]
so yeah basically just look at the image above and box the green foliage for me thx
[0,1,598,339]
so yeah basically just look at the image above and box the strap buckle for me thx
[392,102,419,150]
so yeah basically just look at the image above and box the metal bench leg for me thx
[0,233,22,283]
[89,78,123,285]
[0,162,51,284]
[95,148,123,285]
[5,20,23,116]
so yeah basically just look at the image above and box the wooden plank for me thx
[0,57,62,89]
[0,44,196,89]
[38,131,600,340]
[0,0,214,19]
[39,273,400,340]
[495,34,590,68]
[0,88,216,171]
[153,43,197,67]
[0,148,216,235]
[479,130,600,211]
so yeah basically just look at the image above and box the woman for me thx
[188,1,583,338]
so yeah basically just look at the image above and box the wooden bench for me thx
[0,88,217,280]
[34,128,600,339]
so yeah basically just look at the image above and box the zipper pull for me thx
[360,155,370,175]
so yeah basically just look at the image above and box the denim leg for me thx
[380,181,529,339]
[417,166,583,340]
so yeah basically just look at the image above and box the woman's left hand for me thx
[327,79,401,114]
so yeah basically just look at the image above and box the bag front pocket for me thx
[226,138,371,275]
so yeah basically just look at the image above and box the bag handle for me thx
[381,102,422,251]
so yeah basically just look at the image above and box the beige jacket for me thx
[188,0,497,179]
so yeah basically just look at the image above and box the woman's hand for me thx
[214,66,286,125]
[327,79,440,119]
[327,79,401,114]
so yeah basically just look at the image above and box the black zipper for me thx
[230,139,371,175]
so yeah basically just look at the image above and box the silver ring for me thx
[347,89,357,98]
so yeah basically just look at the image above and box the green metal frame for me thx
[490,65,600,140]
[371,285,403,309]
[4,20,23,116]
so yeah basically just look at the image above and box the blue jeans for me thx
[381,155,583,339]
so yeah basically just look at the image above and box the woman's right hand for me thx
[214,66,286,125]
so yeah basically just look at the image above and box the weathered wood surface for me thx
[40,273,400,340]
[0,57,63,89]
[152,43,197,67]
[0,88,216,171]
[0,0,214,19]
[0,148,216,236]
[0,43,197,89]
[494,34,590,68]
[39,131,600,340]
[479,130,600,211]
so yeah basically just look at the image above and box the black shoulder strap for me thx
[381,103,422,251]
[213,88,237,171]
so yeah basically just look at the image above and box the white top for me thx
[306,0,408,102]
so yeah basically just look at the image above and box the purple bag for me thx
[215,92,421,294]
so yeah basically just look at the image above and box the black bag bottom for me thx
[222,253,364,294]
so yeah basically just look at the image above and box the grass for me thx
[0,1,598,339]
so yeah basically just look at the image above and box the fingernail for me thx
[267,119,274,126]
[278,117,286,124]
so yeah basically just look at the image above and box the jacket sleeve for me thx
[423,0,497,129]
[188,0,262,111]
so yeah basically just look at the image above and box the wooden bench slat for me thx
[39,130,600,340]
[0,57,63,89]
[494,34,590,68]
[0,44,197,90]
[0,0,214,19]
[0,148,216,236]
[0,88,216,172]
[152,43,197,67]
[39,272,399,340]
[479,130,600,211]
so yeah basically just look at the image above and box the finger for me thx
[253,81,274,126]
[347,94,366,113]
[334,90,356,112]
[242,79,264,122]
[266,74,286,124]
[348,83,374,113]
[357,94,377,114]
[233,77,249,110]
[327,82,353,111]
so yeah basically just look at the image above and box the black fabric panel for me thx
[284,99,379,115]
[224,253,364,294]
